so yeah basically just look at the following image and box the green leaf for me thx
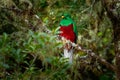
[2,33,8,46]
[29,45,36,51]
[98,32,103,36]
[3,33,7,40]
[28,37,32,44]
[103,38,108,43]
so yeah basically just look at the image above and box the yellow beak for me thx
[62,16,64,18]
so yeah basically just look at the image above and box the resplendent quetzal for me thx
[59,13,78,63]
[59,13,78,43]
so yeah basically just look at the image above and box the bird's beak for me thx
[62,16,64,19]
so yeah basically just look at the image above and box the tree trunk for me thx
[113,17,120,80]
[102,0,120,80]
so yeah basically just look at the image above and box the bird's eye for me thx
[62,16,64,18]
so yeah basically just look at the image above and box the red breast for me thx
[60,24,76,42]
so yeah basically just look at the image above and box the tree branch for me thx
[64,39,116,72]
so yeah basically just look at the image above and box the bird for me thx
[59,13,78,63]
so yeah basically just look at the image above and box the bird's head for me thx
[61,13,71,19]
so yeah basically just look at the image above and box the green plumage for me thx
[60,13,78,37]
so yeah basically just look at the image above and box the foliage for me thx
[0,30,63,79]
[0,0,119,80]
